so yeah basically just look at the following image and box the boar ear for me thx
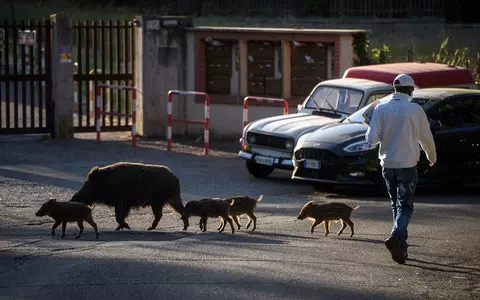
[49,198,56,202]
[87,166,100,180]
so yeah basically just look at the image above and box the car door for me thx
[426,95,480,180]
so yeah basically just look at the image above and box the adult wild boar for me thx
[70,162,186,231]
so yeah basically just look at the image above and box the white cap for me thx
[393,74,418,89]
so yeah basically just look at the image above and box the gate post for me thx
[50,13,74,138]
[134,16,192,138]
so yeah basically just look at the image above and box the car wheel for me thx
[246,160,274,178]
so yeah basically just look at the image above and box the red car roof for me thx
[343,62,475,88]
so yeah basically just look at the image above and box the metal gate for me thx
[0,20,52,135]
[73,20,135,132]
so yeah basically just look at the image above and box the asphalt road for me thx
[0,133,479,300]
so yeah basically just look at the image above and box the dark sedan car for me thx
[291,88,480,188]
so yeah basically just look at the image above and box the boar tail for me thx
[257,195,264,202]
[352,205,360,211]
[167,178,184,215]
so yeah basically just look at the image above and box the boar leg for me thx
[343,218,355,237]
[200,216,208,232]
[246,213,257,231]
[216,217,224,231]
[84,216,99,239]
[220,216,235,234]
[60,221,68,238]
[75,220,84,239]
[114,205,131,231]
[147,202,163,230]
[310,220,322,234]
[337,220,347,236]
[324,221,331,236]
[51,220,61,237]
[232,215,242,230]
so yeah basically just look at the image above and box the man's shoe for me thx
[385,238,406,264]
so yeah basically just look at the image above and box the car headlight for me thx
[247,133,256,144]
[343,140,376,152]
[285,140,294,150]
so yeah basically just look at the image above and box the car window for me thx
[429,97,480,128]
[344,95,391,123]
[305,86,364,114]
[366,92,391,105]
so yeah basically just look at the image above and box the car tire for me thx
[246,160,274,178]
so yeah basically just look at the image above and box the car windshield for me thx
[344,95,436,124]
[304,86,364,115]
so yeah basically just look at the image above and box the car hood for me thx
[301,122,368,144]
[248,113,342,139]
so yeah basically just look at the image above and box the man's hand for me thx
[429,161,436,167]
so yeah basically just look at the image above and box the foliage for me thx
[432,37,471,66]
[432,36,480,87]
[352,33,371,66]
[352,33,392,66]
[371,44,391,65]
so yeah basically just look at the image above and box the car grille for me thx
[294,148,338,164]
[248,132,291,150]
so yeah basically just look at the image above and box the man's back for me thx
[366,93,437,169]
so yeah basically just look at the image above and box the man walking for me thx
[365,74,437,264]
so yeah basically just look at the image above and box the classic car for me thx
[238,78,394,178]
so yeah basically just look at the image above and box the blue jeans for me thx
[382,166,418,254]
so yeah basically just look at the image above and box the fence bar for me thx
[96,85,137,147]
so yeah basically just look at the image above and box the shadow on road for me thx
[406,258,480,276]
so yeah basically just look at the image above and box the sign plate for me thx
[304,159,321,169]
[255,155,274,166]
[18,30,36,46]
[146,20,160,31]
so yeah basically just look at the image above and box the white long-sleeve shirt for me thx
[365,93,437,169]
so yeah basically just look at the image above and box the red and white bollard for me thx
[167,90,210,155]
[242,96,289,138]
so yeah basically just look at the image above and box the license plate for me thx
[304,159,321,169]
[255,155,274,166]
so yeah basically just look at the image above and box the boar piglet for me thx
[297,200,359,237]
[181,199,235,234]
[217,194,263,231]
[35,198,99,239]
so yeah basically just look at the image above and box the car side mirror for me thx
[430,119,443,131]
[297,104,302,112]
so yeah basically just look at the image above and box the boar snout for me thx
[35,209,45,217]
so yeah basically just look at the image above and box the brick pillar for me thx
[281,40,291,99]
[50,13,74,138]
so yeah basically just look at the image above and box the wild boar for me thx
[217,194,263,231]
[181,198,235,234]
[70,162,186,231]
[35,198,99,239]
[297,200,360,237]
